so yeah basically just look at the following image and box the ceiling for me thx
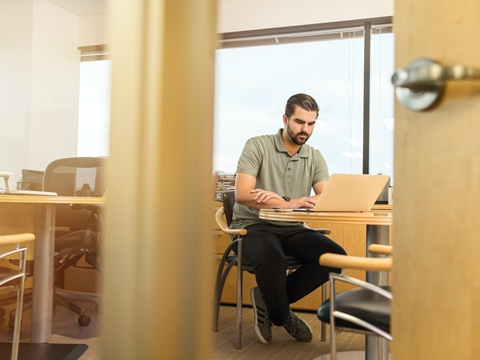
[48,0,107,16]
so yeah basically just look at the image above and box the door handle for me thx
[391,58,480,111]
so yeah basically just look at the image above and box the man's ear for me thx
[283,114,288,126]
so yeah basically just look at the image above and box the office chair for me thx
[9,157,105,327]
[0,233,34,360]
[212,190,331,349]
[316,245,392,360]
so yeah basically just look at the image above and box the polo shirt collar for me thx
[274,128,310,158]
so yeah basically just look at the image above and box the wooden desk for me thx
[0,195,106,344]
[260,208,393,285]
[259,208,393,360]
[259,208,393,267]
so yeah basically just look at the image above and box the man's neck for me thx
[281,129,301,156]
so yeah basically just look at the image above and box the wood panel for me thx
[0,203,36,260]
[393,2,480,358]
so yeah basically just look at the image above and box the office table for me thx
[0,194,106,344]
[259,208,393,360]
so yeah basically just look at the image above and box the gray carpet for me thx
[213,305,366,360]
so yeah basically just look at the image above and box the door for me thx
[392,2,480,359]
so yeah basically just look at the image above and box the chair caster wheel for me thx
[78,315,91,326]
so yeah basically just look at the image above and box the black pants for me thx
[242,223,346,326]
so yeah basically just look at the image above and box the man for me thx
[230,93,346,343]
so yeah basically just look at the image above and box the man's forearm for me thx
[237,196,287,210]
[237,193,317,210]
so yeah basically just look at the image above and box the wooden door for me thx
[393,2,480,359]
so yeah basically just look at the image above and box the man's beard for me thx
[286,125,310,145]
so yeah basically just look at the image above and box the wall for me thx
[79,13,107,47]
[0,0,80,187]
[0,0,34,188]
[77,0,394,46]
[217,0,394,33]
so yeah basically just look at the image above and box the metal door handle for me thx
[391,58,480,111]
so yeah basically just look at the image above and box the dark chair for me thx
[9,157,106,327]
[316,245,392,360]
[212,190,331,349]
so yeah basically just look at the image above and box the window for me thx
[214,18,394,180]
[214,35,364,174]
[77,54,111,157]
[76,19,395,180]
[369,31,395,179]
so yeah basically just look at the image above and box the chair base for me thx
[312,351,391,360]
[9,288,100,327]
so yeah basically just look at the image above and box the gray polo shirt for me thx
[231,128,329,229]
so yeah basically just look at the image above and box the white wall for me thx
[217,0,394,33]
[29,0,80,169]
[0,0,80,187]
[77,0,395,46]
[79,13,108,47]
[0,0,34,188]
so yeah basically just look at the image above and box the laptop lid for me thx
[313,173,390,212]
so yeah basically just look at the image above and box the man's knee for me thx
[335,243,347,256]
[326,238,347,256]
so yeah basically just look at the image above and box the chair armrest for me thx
[311,228,331,235]
[320,253,392,272]
[303,223,331,235]
[0,233,35,245]
[215,208,247,236]
[368,244,392,256]
[71,203,104,215]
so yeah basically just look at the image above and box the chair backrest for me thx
[44,157,107,235]
[222,190,236,227]
[44,157,107,196]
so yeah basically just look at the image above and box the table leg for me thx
[365,225,390,360]
[31,204,55,343]
[366,225,390,285]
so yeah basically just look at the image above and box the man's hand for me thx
[235,172,323,210]
[252,189,318,209]
[292,196,317,209]
[251,189,283,203]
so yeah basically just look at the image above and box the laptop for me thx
[310,173,390,212]
[0,171,57,196]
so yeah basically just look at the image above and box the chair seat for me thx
[225,254,303,272]
[317,285,391,333]
[0,266,23,286]
[0,267,19,276]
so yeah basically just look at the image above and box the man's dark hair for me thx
[285,93,319,119]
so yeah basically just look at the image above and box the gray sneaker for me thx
[250,287,272,343]
[282,311,313,342]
